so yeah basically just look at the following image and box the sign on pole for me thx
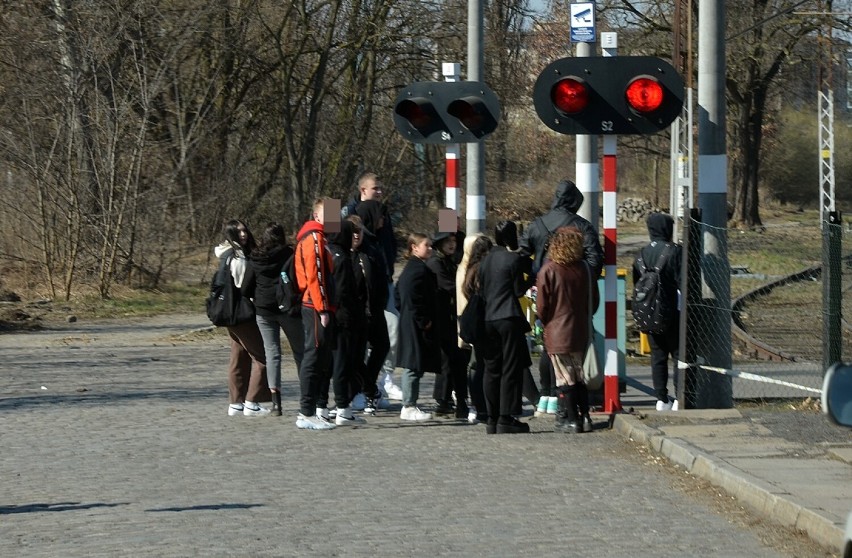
[570,2,595,43]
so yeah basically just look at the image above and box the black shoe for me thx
[496,418,530,434]
[554,421,581,433]
[433,403,454,417]
[454,406,469,420]
[271,392,283,417]
[582,414,593,432]
[485,421,498,435]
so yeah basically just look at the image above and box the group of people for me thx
[213,175,683,434]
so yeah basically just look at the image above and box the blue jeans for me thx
[256,312,304,391]
[401,368,425,407]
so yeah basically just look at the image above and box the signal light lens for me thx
[551,77,589,114]
[395,98,437,130]
[625,77,663,113]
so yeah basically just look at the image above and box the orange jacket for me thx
[294,220,336,313]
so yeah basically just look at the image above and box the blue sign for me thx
[570,2,596,43]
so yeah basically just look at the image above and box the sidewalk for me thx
[613,367,852,554]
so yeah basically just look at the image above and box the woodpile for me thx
[617,197,663,222]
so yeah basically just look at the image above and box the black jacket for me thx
[518,179,604,278]
[328,224,360,329]
[352,241,389,319]
[477,246,533,325]
[632,212,682,313]
[243,244,293,317]
[425,251,458,345]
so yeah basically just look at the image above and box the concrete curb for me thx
[613,413,845,553]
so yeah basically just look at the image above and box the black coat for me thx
[425,251,458,346]
[243,244,293,317]
[394,256,440,372]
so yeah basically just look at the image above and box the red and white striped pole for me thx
[443,63,461,212]
[601,32,622,413]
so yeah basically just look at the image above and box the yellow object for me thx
[639,332,651,355]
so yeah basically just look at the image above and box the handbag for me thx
[458,292,485,345]
[206,255,256,327]
[582,264,603,390]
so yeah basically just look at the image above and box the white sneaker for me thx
[335,407,367,426]
[400,406,432,421]
[243,402,271,416]
[655,399,673,412]
[228,404,244,416]
[296,413,336,430]
[671,399,679,411]
[467,407,479,424]
[316,407,330,420]
[350,393,367,410]
[384,383,404,401]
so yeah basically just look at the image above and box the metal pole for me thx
[465,0,485,235]
[823,211,842,369]
[696,0,732,408]
[575,41,598,230]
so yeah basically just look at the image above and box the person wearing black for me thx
[426,231,468,419]
[478,224,534,434]
[318,219,366,426]
[632,212,682,411]
[354,200,392,407]
[242,222,305,416]
[518,179,604,413]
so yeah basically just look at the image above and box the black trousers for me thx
[432,341,469,407]
[361,312,390,394]
[649,319,680,402]
[321,326,356,409]
[299,307,334,416]
[482,318,530,420]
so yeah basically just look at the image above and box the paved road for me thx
[0,314,827,557]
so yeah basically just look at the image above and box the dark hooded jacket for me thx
[518,179,604,278]
[632,212,682,316]
[353,199,396,280]
[242,244,294,317]
[327,220,360,328]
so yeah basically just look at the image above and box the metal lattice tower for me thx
[817,1,835,225]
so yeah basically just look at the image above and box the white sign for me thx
[570,2,596,43]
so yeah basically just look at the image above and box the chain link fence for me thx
[679,213,849,405]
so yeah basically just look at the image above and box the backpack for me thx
[631,244,676,334]
[275,250,302,317]
[206,255,256,326]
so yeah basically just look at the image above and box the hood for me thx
[355,200,384,235]
[296,219,324,240]
[327,220,354,252]
[214,241,235,259]
[646,212,674,242]
[551,179,584,213]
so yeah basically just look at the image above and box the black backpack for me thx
[631,244,676,334]
[275,250,302,317]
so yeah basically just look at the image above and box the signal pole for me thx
[694,0,732,408]
[466,0,485,235]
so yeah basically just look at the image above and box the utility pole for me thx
[670,0,694,242]
[466,0,485,235]
[693,0,732,408]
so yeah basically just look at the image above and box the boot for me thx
[271,391,282,417]
[576,383,592,432]
[554,386,579,433]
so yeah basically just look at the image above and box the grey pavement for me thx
[0,313,848,556]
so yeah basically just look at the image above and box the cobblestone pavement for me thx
[0,315,831,557]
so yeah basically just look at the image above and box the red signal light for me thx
[551,77,589,114]
[625,77,663,113]
[395,98,438,130]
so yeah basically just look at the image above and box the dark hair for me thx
[495,220,518,250]
[223,219,256,256]
[463,235,493,299]
[254,222,288,256]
